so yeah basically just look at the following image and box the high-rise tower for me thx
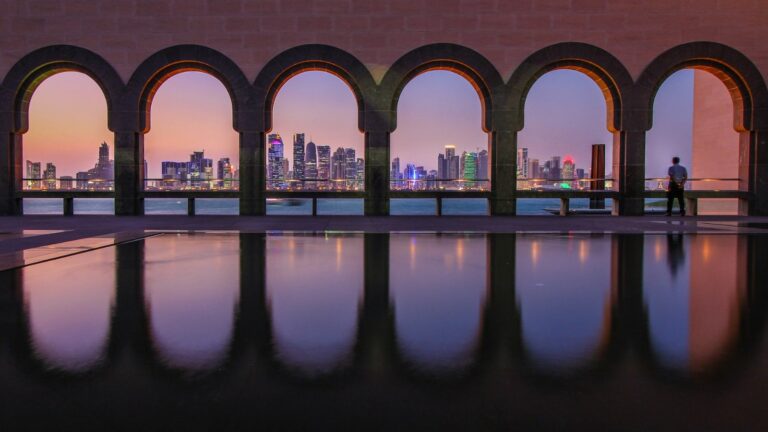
[293,133,305,181]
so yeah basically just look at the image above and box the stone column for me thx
[114,130,143,215]
[490,129,517,215]
[364,131,390,215]
[239,131,266,216]
[0,132,23,215]
[743,130,768,215]
[616,129,647,216]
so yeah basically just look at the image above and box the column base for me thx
[489,198,516,216]
[617,197,644,216]
[115,197,144,216]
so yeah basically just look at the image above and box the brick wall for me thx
[1,0,765,83]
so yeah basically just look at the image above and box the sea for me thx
[21,197,616,216]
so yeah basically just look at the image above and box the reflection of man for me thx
[666,234,685,277]
[666,157,688,216]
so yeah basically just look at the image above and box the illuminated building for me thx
[437,153,446,179]
[44,163,56,189]
[217,157,232,180]
[305,141,317,180]
[267,133,284,182]
[530,159,540,179]
[477,150,489,181]
[344,148,356,180]
[26,160,41,189]
[517,147,529,178]
[317,145,331,180]
[332,147,346,180]
[463,152,477,180]
[293,133,305,181]
[563,156,575,179]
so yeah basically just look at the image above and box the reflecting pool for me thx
[0,232,767,431]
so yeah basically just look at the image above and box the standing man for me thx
[666,156,688,216]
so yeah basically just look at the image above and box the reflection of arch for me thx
[124,45,253,133]
[507,42,633,133]
[380,43,504,132]
[1,45,124,133]
[635,42,768,132]
[254,44,377,133]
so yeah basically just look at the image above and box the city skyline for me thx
[23,69,703,181]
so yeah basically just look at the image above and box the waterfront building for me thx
[217,157,232,180]
[293,133,305,181]
[517,148,529,179]
[530,159,540,179]
[26,160,41,189]
[267,133,284,182]
[44,162,56,189]
[344,148,356,180]
[563,157,575,180]
[437,153,446,180]
[463,152,477,181]
[60,176,73,189]
[332,147,346,180]
[305,141,318,180]
[356,158,364,181]
[317,145,331,181]
[477,150,489,181]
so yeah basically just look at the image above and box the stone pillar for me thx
[240,131,265,216]
[490,129,516,215]
[743,130,768,215]
[364,131,389,216]
[0,133,23,215]
[114,130,143,215]
[616,130,646,216]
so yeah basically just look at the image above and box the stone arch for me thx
[379,43,504,133]
[506,42,634,133]
[254,44,377,133]
[635,42,768,133]
[0,45,124,134]
[124,45,253,133]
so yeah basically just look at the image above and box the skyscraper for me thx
[332,147,346,179]
[437,153,446,180]
[356,157,365,181]
[267,133,284,182]
[344,148,356,180]
[550,156,561,180]
[293,133,305,181]
[305,141,318,180]
[391,157,401,181]
[44,162,56,189]
[530,159,540,179]
[477,150,489,180]
[445,145,460,180]
[562,156,575,179]
[217,157,232,180]
[463,152,477,180]
[26,160,41,189]
[517,147,529,178]
[317,145,331,180]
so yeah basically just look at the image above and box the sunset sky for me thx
[23,68,711,180]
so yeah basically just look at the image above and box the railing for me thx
[389,179,490,192]
[21,178,114,191]
[516,177,615,191]
[643,177,741,191]
[266,178,364,191]
[144,178,239,191]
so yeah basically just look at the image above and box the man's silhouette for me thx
[666,157,688,216]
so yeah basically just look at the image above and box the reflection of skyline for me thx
[11,233,751,378]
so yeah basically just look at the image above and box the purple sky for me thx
[25,69,698,179]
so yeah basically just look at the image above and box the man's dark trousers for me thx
[667,182,685,215]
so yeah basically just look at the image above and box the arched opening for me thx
[389,234,488,374]
[266,234,363,376]
[268,71,364,215]
[642,235,746,375]
[646,69,742,215]
[517,70,615,215]
[22,71,113,214]
[143,71,239,214]
[390,70,490,215]
[515,235,614,373]
[22,247,115,373]
[144,234,239,372]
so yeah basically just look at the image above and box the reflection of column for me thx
[0,268,23,366]
[364,131,389,215]
[230,233,270,365]
[479,234,519,368]
[240,132,266,215]
[108,238,148,363]
[614,234,645,354]
[355,233,394,374]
